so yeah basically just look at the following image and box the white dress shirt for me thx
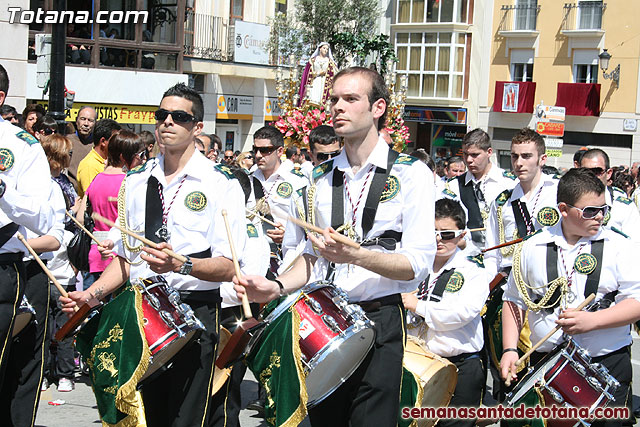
[0,120,55,254]
[24,179,66,262]
[484,173,558,277]
[302,137,436,301]
[605,186,640,243]
[111,151,247,291]
[252,162,308,226]
[409,248,491,357]
[503,221,640,356]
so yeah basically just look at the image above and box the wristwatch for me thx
[0,180,6,198]
[178,255,193,275]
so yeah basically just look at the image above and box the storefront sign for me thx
[432,125,466,158]
[536,121,565,137]
[264,97,282,121]
[544,137,563,157]
[404,107,467,125]
[34,100,157,124]
[234,20,270,65]
[536,105,565,122]
[217,95,253,120]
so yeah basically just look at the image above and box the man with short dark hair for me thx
[236,67,436,426]
[76,118,121,197]
[223,149,234,165]
[501,168,640,427]
[62,82,246,427]
[579,148,640,242]
[0,105,18,125]
[0,62,56,427]
[445,156,465,179]
[308,124,341,166]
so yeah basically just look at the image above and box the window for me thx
[230,0,243,24]
[515,0,537,31]
[396,32,467,99]
[276,0,287,14]
[577,0,603,29]
[396,0,468,24]
[510,49,534,82]
[573,50,599,83]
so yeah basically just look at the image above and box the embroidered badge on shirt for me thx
[312,160,333,181]
[574,253,597,275]
[445,271,464,292]
[0,148,15,172]
[380,175,400,203]
[503,170,517,180]
[184,191,207,212]
[247,223,259,238]
[394,154,417,165]
[276,182,293,198]
[537,206,559,226]
[603,210,611,225]
[467,254,485,268]
[15,130,39,145]
[616,196,632,205]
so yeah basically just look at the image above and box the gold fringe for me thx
[497,204,519,257]
[118,178,143,255]
[104,286,151,427]
[280,306,308,427]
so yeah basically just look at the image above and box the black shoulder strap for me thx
[145,176,164,244]
[301,186,309,221]
[545,242,563,309]
[511,199,531,238]
[458,176,483,229]
[253,176,265,200]
[428,269,456,302]
[361,149,399,239]
[331,168,344,230]
[0,222,19,248]
[584,239,604,299]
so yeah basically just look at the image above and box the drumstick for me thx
[221,209,252,319]
[16,233,77,312]
[92,213,188,263]
[245,208,284,229]
[288,216,361,249]
[505,293,595,386]
[468,227,485,232]
[482,237,523,253]
[65,211,101,245]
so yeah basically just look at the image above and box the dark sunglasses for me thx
[586,167,607,177]
[68,150,73,157]
[566,204,610,220]
[435,230,465,240]
[154,109,197,123]
[136,150,148,160]
[246,155,253,160]
[252,145,278,155]
[224,155,234,159]
[42,128,56,135]
[316,150,341,162]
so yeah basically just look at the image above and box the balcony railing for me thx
[499,4,541,32]
[562,2,606,31]
[184,11,232,61]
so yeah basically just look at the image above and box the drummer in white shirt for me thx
[402,199,490,427]
[501,168,640,427]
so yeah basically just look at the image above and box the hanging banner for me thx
[502,83,519,112]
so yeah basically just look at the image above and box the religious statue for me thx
[298,42,337,107]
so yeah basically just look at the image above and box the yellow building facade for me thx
[477,0,640,170]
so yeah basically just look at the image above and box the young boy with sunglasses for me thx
[402,198,490,427]
[500,168,640,427]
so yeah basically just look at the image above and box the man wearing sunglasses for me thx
[236,67,435,426]
[579,148,640,243]
[443,128,517,249]
[62,83,247,427]
[501,168,640,426]
[402,199,490,427]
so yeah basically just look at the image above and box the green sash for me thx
[76,284,150,426]
[246,300,307,427]
[505,387,547,427]
[398,366,423,427]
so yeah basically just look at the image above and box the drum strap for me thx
[417,269,455,302]
[0,222,19,248]
[300,186,309,241]
[145,176,165,244]
[511,199,531,239]
[252,177,279,255]
[458,176,484,243]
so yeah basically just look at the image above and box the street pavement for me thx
[35,337,640,426]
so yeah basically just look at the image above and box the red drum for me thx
[133,276,205,381]
[250,281,375,407]
[506,339,619,426]
[12,295,35,337]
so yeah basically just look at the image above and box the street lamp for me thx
[598,49,620,87]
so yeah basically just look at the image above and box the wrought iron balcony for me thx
[499,4,541,32]
[184,11,232,61]
[562,2,606,31]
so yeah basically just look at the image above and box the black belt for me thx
[355,293,402,312]
[0,252,23,264]
[447,351,481,364]
[361,230,402,251]
[189,248,212,259]
[178,288,222,304]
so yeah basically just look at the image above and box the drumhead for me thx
[212,327,233,395]
[12,313,34,337]
[505,349,563,406]
[141,328,199,382]
[305,325,375,407]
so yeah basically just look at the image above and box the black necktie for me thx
[473,181,485,203]
[145,176,165,243]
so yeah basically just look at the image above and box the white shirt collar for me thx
[153,149,209,185]
[334,136,389,178]
[464,163,501,186]
[510,173,555,201]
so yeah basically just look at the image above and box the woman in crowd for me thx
[76,130,145,286]
[235,151,254,172]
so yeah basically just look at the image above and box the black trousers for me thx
[45,283,75,380]
[209,304,259,427]
[142,289,221,427]
[0,260,50,427]
[308,303,405,427]
[0,257,25,383]
[438,354,485,427]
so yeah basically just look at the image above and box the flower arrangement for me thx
[273,105,332,147]
[385,112,410,153]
